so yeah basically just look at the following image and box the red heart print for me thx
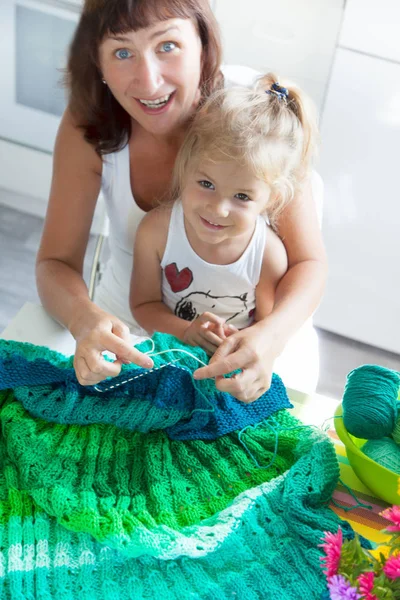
[165,263,193,293]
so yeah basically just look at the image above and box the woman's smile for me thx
[134,90,176,114]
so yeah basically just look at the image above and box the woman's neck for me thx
[131,119,187,150]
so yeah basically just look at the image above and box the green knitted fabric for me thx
[0,336,343,598]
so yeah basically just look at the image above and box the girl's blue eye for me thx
[115,48,131,60]
[161,41,177,53]
[198,180,215,190]
[235,193,250,202]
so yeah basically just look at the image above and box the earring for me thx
[102,79,107,85]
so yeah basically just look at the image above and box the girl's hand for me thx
[193,321,279,402]
[71,305,153,386]
[183,312,236,355]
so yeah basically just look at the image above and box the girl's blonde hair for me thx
[173,73,318,221]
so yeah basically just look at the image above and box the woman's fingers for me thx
[193,339,245,379]
[111,320,131,344]
[106,333,154,368]
[74,323,153,386]
[74,354,122,386]
[75,339,152,386]
[192,329,272,401]
[214,369,271,402]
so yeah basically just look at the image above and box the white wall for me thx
[0,140,106,234]
[0,139,52,204]
[314,0,400,353]
[214,0,344,110]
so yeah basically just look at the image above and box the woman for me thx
[36,0,327,401]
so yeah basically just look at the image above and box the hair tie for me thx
[266,82,289,103]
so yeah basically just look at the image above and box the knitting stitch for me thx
[0,333,345,599]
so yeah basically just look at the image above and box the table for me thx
[1,302,390,544]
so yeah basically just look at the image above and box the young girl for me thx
[130,73,318,356]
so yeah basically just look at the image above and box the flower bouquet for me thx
[321,505,400,599]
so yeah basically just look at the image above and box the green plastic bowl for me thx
[334,404,400,505]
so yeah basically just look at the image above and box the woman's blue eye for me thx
[198,180,215,190]
[235,193,250,202]
[115,48,131,60]
[161,41,177,53]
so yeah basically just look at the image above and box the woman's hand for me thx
[193,320,280,402]
[183,312,236,355]
[71,305,153,386]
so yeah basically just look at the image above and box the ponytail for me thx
[256,73,319,184]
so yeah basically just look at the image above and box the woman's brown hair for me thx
[66,0,223,154]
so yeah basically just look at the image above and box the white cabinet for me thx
[0,0,81,154]
[213,0,344,110]
[314,47,400,353]
[339,0,400,62]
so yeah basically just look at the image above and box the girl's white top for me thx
[160,200,267,330]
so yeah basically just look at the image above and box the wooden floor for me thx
[1,203,399,398]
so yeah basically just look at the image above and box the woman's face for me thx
[99,18,202,137]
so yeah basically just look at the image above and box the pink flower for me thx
[383,555,400,580]
[320,528,343,577]
[358,572,378,600]
[380,505,400,532]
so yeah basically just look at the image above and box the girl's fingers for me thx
[196,333,219,356]
[202,328,224,347]
[201,311,225,325]
[224,324,238,337]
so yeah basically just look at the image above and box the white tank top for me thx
[95,143,146,333]
[160,201,267,329]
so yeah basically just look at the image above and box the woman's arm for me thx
[36,109,153,384]
[36,109,101,329]
[253,224,288,322]
[194,179,327,400]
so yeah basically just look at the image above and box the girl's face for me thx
[181,159,271,247]
[99,18,202,137]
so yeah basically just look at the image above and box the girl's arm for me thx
[193,178,327,401]
[131,209,227,354]
[130,208,191,341]
[36,108,153,385]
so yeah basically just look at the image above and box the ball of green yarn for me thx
[342,365,400,440]
[362,438,400,474]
